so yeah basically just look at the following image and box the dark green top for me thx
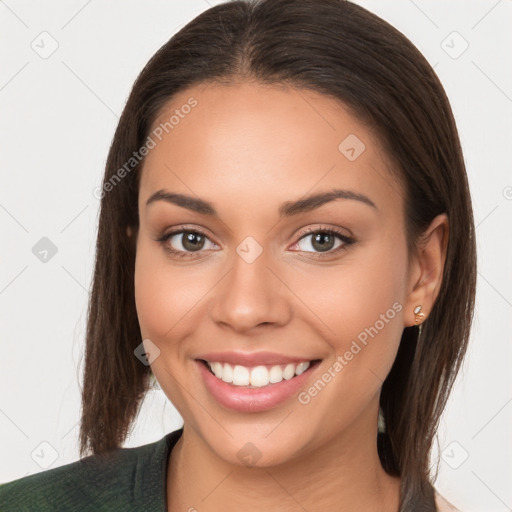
[0,427,184,512]
[1,427,441,511]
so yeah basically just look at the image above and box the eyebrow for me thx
[145,188,377,217]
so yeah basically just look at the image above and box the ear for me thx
[403,213,449,327]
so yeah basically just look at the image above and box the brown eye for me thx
[295,229,353,254]
[179,232,206,252]
[157,228,218,257]
[308,232,337,252]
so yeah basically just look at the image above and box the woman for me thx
[0,0,476,510]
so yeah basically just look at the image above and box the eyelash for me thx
[155,224,355,260]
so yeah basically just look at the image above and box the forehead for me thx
[139,81,403,217]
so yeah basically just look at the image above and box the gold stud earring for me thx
[414,305,425,335]
[413,306,425,340]
[413,305,425,324]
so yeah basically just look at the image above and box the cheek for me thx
[133,238,211,411]
[134,238,204,342]
[287,239,408,432]
[290,235,408,383]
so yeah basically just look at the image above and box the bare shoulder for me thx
[435,490,461,512]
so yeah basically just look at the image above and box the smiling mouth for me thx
[198,359,322,388]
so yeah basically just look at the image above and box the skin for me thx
[132,81,448,512]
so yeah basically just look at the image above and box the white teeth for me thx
[282,363,295,380]
[221,363,233,383]
[295,361,309,375]
[205,360,311,388]
[232,365,250,386]
[211,362,223,378]
[250,366,269,387]
[268,365,283,383]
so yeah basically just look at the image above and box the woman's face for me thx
[134,81,418,467]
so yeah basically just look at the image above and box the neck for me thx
[167,415,400,512]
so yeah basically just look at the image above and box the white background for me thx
[0,1,511,511]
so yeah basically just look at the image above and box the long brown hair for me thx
[79,1,477,509]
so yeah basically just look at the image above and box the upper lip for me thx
[195,351,317,366]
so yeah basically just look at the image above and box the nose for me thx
[208,247,292,334]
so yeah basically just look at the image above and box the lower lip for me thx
[196,360,319,413]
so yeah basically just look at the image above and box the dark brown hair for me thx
[79,1,476,510]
